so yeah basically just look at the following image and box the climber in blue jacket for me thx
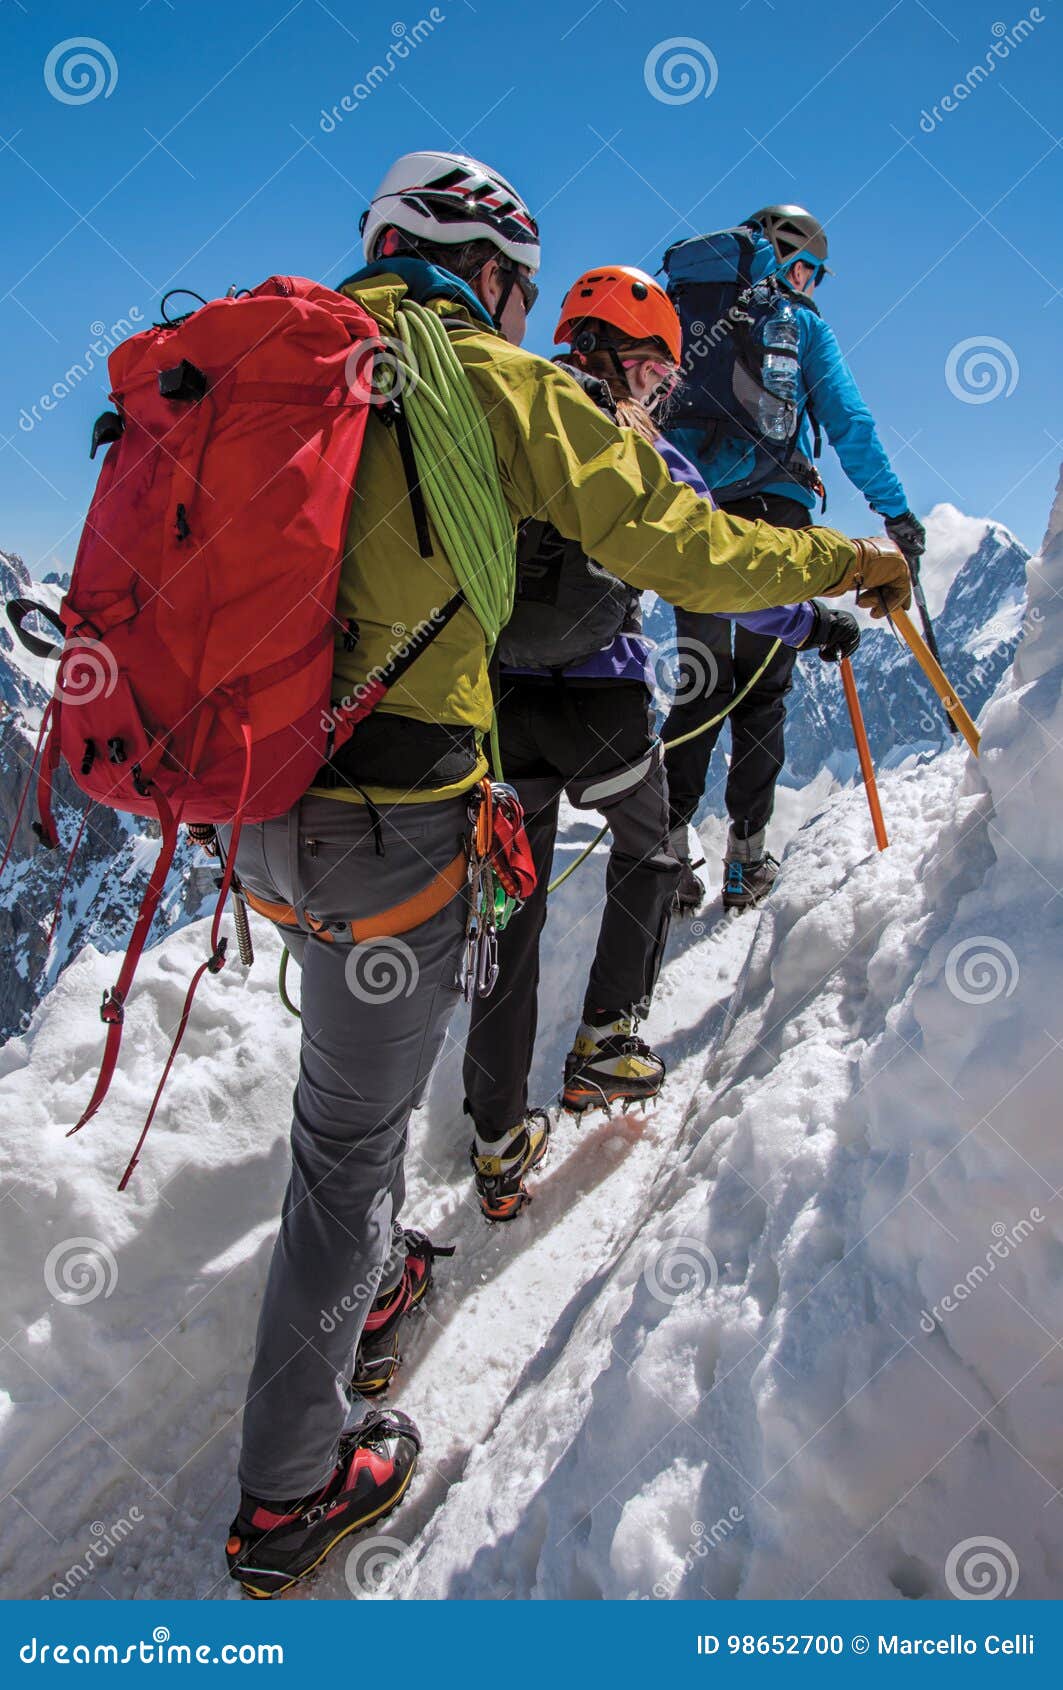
[664,204,926,912]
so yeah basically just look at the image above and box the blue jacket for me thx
[668,238,908,518]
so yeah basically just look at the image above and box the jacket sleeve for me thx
[801,313,908,518]
[460,337,860,617]
[654,434,816,645]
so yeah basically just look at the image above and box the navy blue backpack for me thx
[661,224,821,503]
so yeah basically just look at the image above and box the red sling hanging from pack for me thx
[116,718,254,1190]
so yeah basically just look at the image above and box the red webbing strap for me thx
[117,719,254,1190]
[116,950,212,1191]
[0,702,54,877]
[67,785,181,1138]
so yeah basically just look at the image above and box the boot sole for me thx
[721,891,772,913]
[561,1080,664,1116]
[232,1456,417,1600]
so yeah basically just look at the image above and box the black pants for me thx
[664,493,810,840]
[463,680,679,1139]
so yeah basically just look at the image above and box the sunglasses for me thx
[498,261,539,312]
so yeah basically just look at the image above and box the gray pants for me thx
[223,791,468,1499]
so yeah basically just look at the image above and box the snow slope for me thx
[1,477,1061,1601]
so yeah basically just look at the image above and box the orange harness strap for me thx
[242,848,468,944]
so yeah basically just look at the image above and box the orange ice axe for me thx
[840,657,889,852]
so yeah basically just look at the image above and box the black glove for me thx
[883,508,927,566]
[804,601,861,664]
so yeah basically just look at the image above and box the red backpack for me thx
[5,277,390,1184]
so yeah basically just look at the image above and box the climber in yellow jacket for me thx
[223,148,909,1599]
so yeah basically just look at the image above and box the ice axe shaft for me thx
[840,658,888,852]
[891,605,981,757]
[908,566,958,734]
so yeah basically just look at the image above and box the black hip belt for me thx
[316,713,480,792]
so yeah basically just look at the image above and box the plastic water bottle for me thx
[758,301,800,439]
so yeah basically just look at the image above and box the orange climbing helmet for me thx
[553,265,682,364]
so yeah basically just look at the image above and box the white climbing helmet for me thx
[361,150,541,271]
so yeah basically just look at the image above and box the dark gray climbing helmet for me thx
[746,205,831,275]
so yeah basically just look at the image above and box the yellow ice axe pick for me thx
[891,604,981,757]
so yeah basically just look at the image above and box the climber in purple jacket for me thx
[463,267,856,1192]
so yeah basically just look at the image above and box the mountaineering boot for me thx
[722,852,779,913]
[225,1409,421,1598]
[669,824,705,914]
[470,1112,551,1222]
[673,858,706,914]
[562,1012,666,1115]
[352,1230,455,1396]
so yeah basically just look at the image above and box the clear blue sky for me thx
[3,0,1060,571]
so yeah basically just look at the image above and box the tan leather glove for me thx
[822,536,912,619]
